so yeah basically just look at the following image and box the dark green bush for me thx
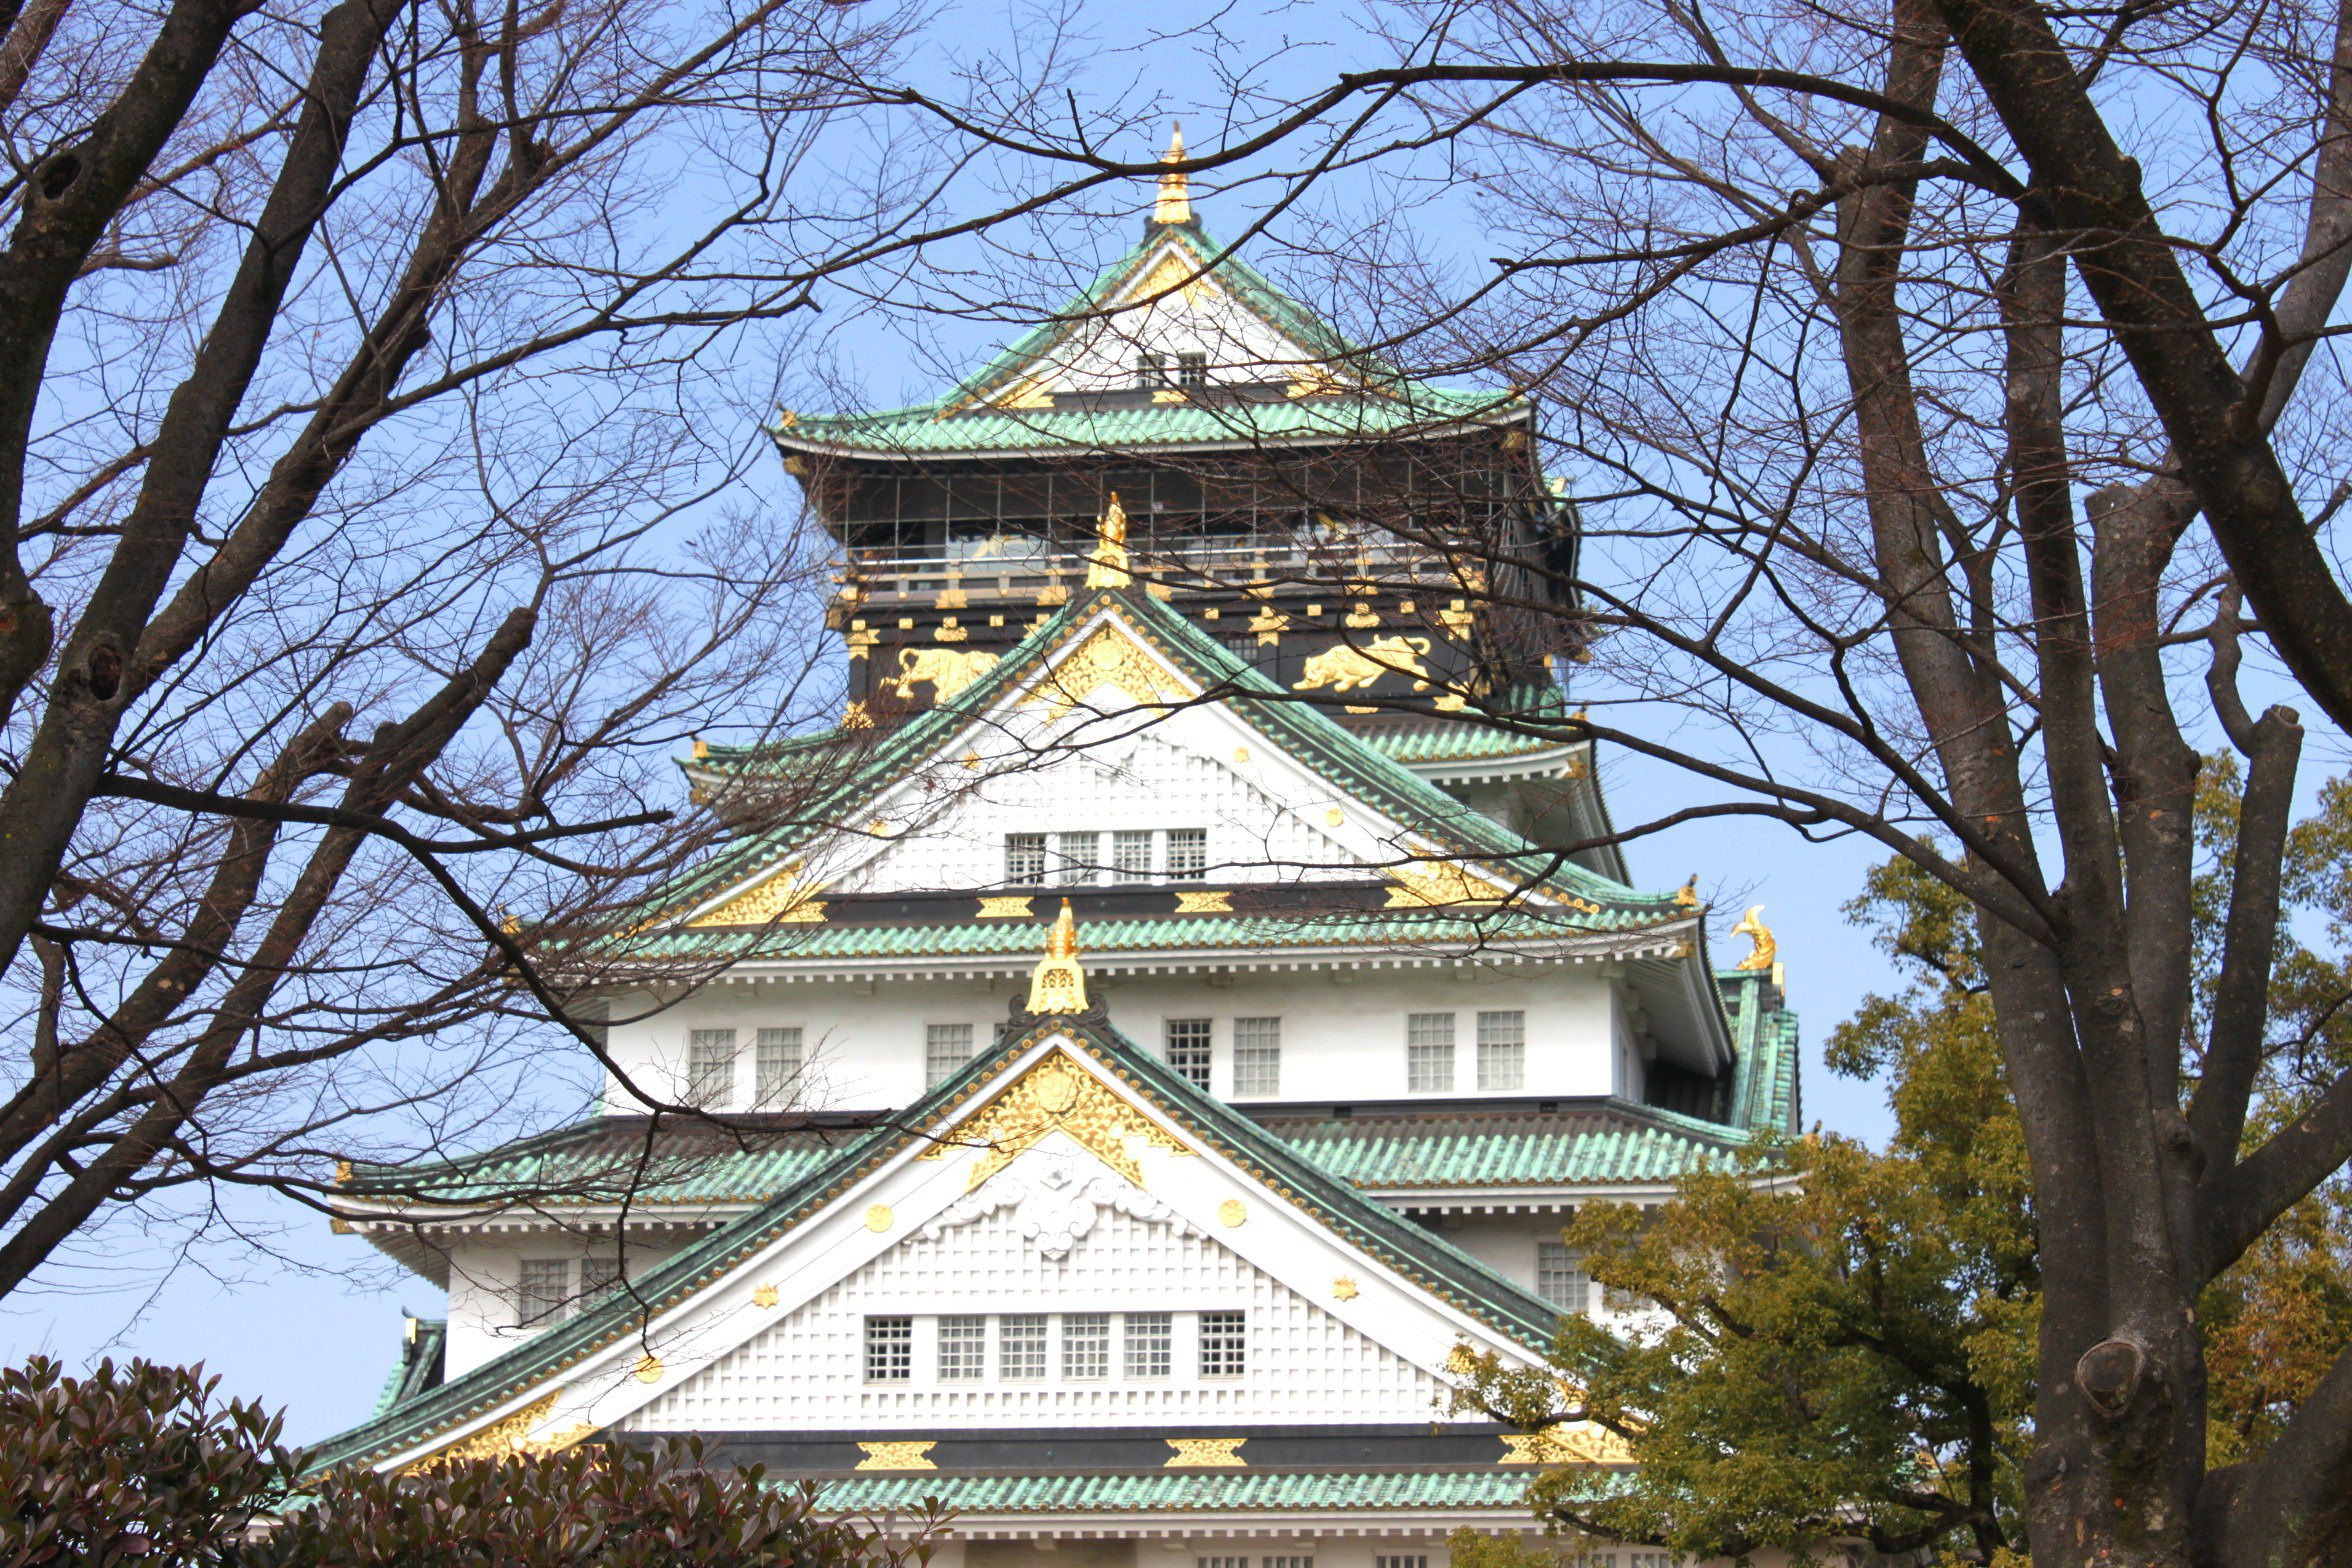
[0,1358,939,1567]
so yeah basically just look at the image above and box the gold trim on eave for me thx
[1022,614,1191,719]
[688,863,827,928]
[923,1045,1189,1192]
[857,1440,938,1471]
[1164,1436,1247,1467]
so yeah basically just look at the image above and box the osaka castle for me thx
[316,136,1800,1564]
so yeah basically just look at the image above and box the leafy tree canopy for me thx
[1451,762,2352,1565]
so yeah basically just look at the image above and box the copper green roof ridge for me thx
[775,224,1522,454]
[805,1467,1550,1513]
[367,1320,444,1421]
[309,1012,1571,1474]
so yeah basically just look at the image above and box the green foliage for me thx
[1453,765,2352,1564]
[0,1356,940,1568]
[0,1358,299,1566]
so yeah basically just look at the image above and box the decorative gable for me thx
[619,1172,1454,1432]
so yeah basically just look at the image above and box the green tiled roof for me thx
[343,1118,858,1205]
[1268,1102,1747,1189]
[777,389,1517,459]
[613,903,1685,966]
[312,1014,1580,1475]
[812,1468,1546,1514]
[628,585,1683,950]
[776,224,1523,460]
[368,1321,445,1420]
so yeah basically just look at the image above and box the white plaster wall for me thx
[1033,246,1310,392]
[621,1201,1452,1431]
[440,1234,680,1379]
[598,965,1626,1116]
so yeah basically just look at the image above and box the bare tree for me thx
[898,0,2352,1560]
[0,0,1105,1302]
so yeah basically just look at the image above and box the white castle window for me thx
[1199,1558,1248,1568]
[517,1258,570,1327]
[1165,827,1207,880]
[686,1028,736,1108]
[754,1027,801,1106]
[925,1023,973,1087]
[1000,1314,1048,1380]
[1054,831,1100,885]
[1407,1012,1456,1092]
[1126,1311,1173,1377]
[1375,1557,1429,1568]
[1137,351,1169,388]
[580,1254,621,1304]
[1113,829,1155,879]
[1538,1241,1590,1313]
[1263,1556,1313,1568]
[1232,1017,1281,1095]
[1006,829,1205,886]
[1063,1313,1111,1379]
[864,1315,913,1382]
[1199,1309,1247,1377]
[1175,350,1208,388]
[1478,1009,1526,1090]
[1006,833,1047,886]
[1165,1018,1213,1090]
[938,1315,986,1380]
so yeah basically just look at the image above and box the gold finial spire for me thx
[1731,904,1777,971]
[1085,491,1133,588]
[1153,122,1192,226]
[1026,899,1090,1014]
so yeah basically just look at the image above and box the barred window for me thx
[686,1028,736,1108]
[1262,1556,1312,1568]
[1233,1017,1280,1095]
[517,1258,570,1327]
[1165,1018,1213,1090]
[1221,632,1262,667]
[1199,1309,1247,1378]
[1478,1010,1527,1091]
[755,1026,802,1105]
[1112,830,1156,881]
[1137,351,1169,388]
[1375,1557,1429,1568]
[1005,833,1047,886]
[925,1023,973,1088]
[1125,1311,1174,1378]
[1175,351,1209,388]
[1537,1241,1590,1313]
[1063,1313,1111,1379]
[1164,827,1208,880]
[1001,1314,1048,1380]
[938,1315,987,1380]
[1407,1012,1456,1092]
[579,1255,621,1304]
[864,1316,913,1382]
[1199,1558,1249,1568]
[1054,830,1100,885]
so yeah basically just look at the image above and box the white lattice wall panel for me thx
[839,728,1368,895]
[622,1204,1450,1430]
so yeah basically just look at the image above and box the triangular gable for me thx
[939,225,1402,414]
[308,1012,1568,1474]
[661,588,1680,936]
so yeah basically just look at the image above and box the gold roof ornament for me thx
[1732,904,1777,971]
[1153,122,1192,225]
[1675,875,1699,909]
[1026,898,1090,1014]
[1085,491,1133,588]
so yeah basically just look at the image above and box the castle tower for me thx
[319,137,1798,1566]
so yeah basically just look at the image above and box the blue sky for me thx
[0,0,1957,1442]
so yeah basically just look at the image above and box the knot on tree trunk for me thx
[2077,1335,2147,1418]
